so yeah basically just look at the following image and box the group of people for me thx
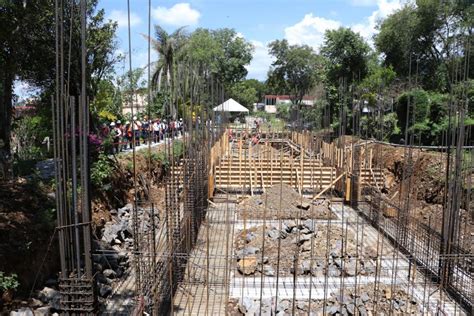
[100,116,184,154]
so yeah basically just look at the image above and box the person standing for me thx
[132,116,142,147]
[112,122,122,154]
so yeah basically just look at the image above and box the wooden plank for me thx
[312,172,345,200]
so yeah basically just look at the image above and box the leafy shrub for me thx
[90,153,114,190]
[0,272,19,292]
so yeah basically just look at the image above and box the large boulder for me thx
[237,256,258,275]
[38,287,60,310]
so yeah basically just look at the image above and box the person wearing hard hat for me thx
[132,116,142,146]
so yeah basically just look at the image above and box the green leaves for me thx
[321,27,370,85]
[267,40,321,105]
[0,272,19,292]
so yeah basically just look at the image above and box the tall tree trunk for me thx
[0,67,13,155]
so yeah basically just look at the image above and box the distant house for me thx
[13,97,38,118]
[264,95,314,106]
[122,92,148,115]
[254,102,277,114]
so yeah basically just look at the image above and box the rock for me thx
[38,287,60,310]
[298,234,311,244]
[346,303,355,314]
[341,306,349,316]
[296,301,307,311]
[358,305,368,316]
[303,219,315,231]
[102,222,123,244]
[393,301,400,310]
[33,306,50,316]
[96,273,111,285]
[259,256,269,264]
[344,259,357,276]
[238,297,255,314]
[98,284,113,298]
[327,265,341,277]
[119,203,133,213]
[29,298,43,307]
[284,220,297,231]
[300,228,311,234]
[10,308,34,316]
[297,202,310,210]
[263,265,275,276]
[276,299,290,312]
[246,232,256,243]
[103,269,117,279]
[236,246,260,259]
[328,304,340,314]
[237,256,258,275]
[361,292,370,302]
[301,240,312,252]
[267,229,280,240]
[300,260,311,274]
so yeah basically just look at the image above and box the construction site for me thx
[0,0,473,315]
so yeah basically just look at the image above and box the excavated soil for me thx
[368,143,473,242]
[0,179,58,299]
[237,184,337,220]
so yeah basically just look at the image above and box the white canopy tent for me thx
[213,98,249,113]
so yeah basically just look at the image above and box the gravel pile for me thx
[227,284,422,315]
[234,222,378,277]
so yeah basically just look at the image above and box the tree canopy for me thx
[267,40,322,106]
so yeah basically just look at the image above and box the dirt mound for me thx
[237,184,336,220]
[0,179,58,298]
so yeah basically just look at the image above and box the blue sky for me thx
[15,0,405,98]
[102,0,404,80]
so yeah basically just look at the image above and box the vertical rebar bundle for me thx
[52,0,94,312]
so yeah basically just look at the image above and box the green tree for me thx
[0,0,119,154]
[375,1,473,91]
[212,29,253,88]
[267,40,322,107]
[321,27,371,86]
[229,81,258,110]
[150,25,188,118]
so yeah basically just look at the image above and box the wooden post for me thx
[249,142,253,196]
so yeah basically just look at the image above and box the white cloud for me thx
[246,40,274,81]
[108,10,142,28]
[351,0,402,44]
[152,3,201,26]
[285,0,402,50]
[351,0,378,6]
[284,14,341,50]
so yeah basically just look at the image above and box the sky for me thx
[15,0,406,99]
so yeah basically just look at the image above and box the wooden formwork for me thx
[210,130,384,196]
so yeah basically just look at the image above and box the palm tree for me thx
[148,25,188,118]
